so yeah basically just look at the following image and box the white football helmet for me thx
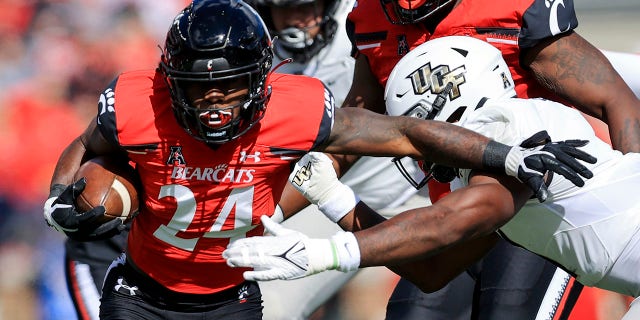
[385,36,516,124]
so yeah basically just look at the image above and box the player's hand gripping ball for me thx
[73,156,139,224]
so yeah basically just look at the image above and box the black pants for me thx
[386,238,576,320]
[99,256,263,320]
[65,231,128,320]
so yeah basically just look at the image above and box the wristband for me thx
[331,231,361,272]
[49,184,67,198]
[317,183,360,223]
[482,140,511,174]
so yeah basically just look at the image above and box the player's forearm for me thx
[401,117,506,171]
[526,32,640,153]
[604,104,640,153]
[277,183,312,219]
[351,191,501,293]
[386,234,499,293]
[354,206,454,267]
[337,201,386,232]
[50,136,89,188]
[327,108,508,172]
[354,185,508,267]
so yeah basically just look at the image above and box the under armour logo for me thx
[114,277,139,296]
[240,151,261,163]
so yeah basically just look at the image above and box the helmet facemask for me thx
[252,0,340,63]
[165,72,270,144]
[380,0,455,25]
[160,0,274,145]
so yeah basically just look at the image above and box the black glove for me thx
[43,178,126,241]
[505,130,597,202]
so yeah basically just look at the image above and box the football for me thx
[73,156,140,224]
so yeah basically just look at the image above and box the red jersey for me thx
[96,70,333,294]
[347,0,578,99]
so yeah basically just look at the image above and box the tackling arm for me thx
[352,173,532,291]
[223,169,535,289]
[356,172,531,267]
[322,107,492,168]
[322,108,594,202]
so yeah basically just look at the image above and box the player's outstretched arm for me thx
[224,166,532,289]
[322,108,596,201]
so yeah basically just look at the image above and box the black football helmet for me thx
[160,0,274,144]
[380,0,455,25]
[249,0,345,63]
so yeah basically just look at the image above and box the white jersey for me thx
[456,98,640,297]
[272,0,421,210]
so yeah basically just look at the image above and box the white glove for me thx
[289,152,359,222]
[223,215,360,281]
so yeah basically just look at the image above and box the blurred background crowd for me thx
[0,1,187,319]
[0,0,638,319]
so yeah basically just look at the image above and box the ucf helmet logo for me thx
[408,62,466,100]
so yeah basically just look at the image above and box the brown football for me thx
[73,156,139,224]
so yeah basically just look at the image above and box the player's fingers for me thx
[562,139,589,147]
[243,269,284,282]
[535,184,549,202]
[223,245,254,267]
[541,157,586,186]
[552,152,593,179]
[560,143,597,165]
[56,183,78,204]
[77,206,106,224]
[260,215,290,236]
[72,178,87,197]
[525,175,548,202]
[89,218,125,240]
[242,270,261,281]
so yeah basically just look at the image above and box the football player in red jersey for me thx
[41,1,595,319]
[338,0,640,319]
